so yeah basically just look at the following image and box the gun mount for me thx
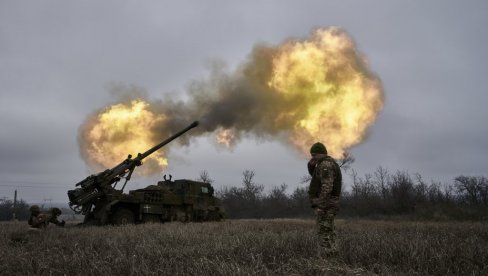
[66,121,223,225]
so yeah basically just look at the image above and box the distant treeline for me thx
[2,168,487,221]
[0,198,30,221]
[215,168,488,220]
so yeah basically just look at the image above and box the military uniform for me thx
[28,206,65,228]
[28,205,46,228]
[308,143,342,257]
[47,208,65,226]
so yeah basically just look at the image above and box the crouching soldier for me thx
[28,205,66,228]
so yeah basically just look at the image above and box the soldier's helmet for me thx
[30,205,41,214]
[310,142,327,155]
[50,207,62,216]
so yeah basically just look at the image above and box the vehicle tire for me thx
[206,210,222,221]
[111,208,135,225]
[143,214,161,223]
[82,213,99,226]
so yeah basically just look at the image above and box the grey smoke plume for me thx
[79,27,384,171]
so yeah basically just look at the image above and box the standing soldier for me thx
[307,142,342,257]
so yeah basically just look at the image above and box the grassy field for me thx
[1,219,487,275]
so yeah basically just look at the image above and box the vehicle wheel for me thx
[143,214,161,223]
[175,210,187,222]
[192,210,205,222]
[82,213,99,226]
[206,210,222,221]
[111,208,135,225]
[82,218,99,226]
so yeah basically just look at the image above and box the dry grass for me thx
[1,219,487,275]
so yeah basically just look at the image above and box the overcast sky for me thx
[1,1,487,203]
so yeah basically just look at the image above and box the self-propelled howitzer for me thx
[68,121,199,225]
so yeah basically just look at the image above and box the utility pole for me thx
[43,198,52,209]
[12,190,17,221]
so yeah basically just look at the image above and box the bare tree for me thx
[454,176,488,205]
[0,197,30,221]
[338,151,355,172]
[242,170,255,186]
[389,171,416,213]
[242,170,263,200]
[300,174,311,184]
[374,166,389,200]
[198,170,214,184]
[413,173,428,202]
[268,183,288,200]
[442,183,456,202]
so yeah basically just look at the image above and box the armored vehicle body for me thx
[82,176,224,225]
[124,176,224,224]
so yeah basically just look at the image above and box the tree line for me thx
[1,167,487,221]
[0,197,30,221]
[209,168,488,220]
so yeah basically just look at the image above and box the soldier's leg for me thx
[316,208,337,255]
[327,210,337,254]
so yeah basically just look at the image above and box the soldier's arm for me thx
[31,214,47,227]
[49,215,65,226]
[307,159,316,176]
[30,216,40,227]
[49,215,59,224]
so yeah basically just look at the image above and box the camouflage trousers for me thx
[315,207,338,256]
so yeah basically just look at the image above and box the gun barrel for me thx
[138,121,199,160]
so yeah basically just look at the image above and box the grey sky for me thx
[1,1,487,203]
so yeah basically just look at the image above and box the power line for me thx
[0,184,66,189]
[0,179,64,185]
[0,180,67,189]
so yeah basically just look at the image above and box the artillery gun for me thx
[68,121,225,225]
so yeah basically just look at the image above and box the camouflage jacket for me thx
[28,213,49,228]
[28,213,64,228]
[308,154,342,208]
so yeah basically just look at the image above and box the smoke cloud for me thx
[79,27,384,173]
